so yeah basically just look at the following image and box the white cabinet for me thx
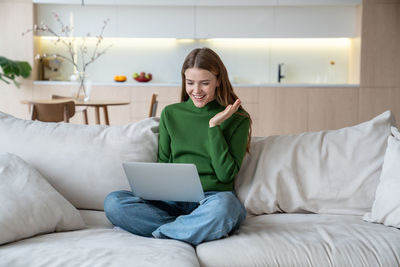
[35,3,360,38]
[114,6,194,38]
[274,6,358,38]
[195,7,274,38]
[36,5,195,38]
[195,6,359,38]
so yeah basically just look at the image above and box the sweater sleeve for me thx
[157,108,171,163]
[208,116,250,184]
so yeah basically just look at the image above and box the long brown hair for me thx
[180,47,252,152]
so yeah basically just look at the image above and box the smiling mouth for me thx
[192,95,205,100]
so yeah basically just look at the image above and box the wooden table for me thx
[23,99,130,125]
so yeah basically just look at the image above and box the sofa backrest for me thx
[0,112,159,210]
[0,110,394,215]
[235,111,395,216]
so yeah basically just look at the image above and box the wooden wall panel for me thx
[235,87,260,136]
[360,3,400,87]
[308,87,359,131]
[359,1,400,127]
[258,87,309,136]
[363,0,400,4]
[235,87,260,103]
[359,87,399,123]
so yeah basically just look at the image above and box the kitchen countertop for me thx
[33,81,360,88]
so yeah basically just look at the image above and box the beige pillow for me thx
[363,128,400,227]
[0,153,85,245]
[236,111,395,216]
[0,112,159,210]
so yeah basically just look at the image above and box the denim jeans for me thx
[104,190,246,246]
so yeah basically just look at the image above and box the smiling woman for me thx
[104,47,252,246]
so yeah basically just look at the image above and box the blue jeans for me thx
[104,190,246,246]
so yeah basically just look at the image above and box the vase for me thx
[71,72,92,102]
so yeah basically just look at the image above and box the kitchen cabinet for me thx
[36,5,195,38]
[35,3,360,38]
[194,7,274,38]
[195,6,359,38]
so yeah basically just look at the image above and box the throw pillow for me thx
[391,126,400,139]
[0,112,159,210]
[0,153,85,245]
[235,111,395,215]
[363,131,400,227]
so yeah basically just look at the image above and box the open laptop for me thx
[122,162,205,202]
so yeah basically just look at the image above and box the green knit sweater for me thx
[158,98,250,191]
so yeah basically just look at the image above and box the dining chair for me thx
[52,94,89,124]
[148,93,158,117]
[30,100,76,123]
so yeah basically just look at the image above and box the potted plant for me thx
[0,56,32,87]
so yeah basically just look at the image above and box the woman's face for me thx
[185,67,220,108]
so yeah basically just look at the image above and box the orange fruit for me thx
[114,75,127,82]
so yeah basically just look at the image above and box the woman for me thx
[104,47,252,246]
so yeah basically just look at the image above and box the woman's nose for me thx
[193,83,201,92]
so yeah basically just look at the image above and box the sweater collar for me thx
[185,98,222,113]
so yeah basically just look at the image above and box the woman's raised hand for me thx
[209,99,241,128]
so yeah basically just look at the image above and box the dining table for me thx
[22,99,130,125]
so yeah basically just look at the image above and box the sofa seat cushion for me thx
[78,209,113,228]
[0,220,200,267]
[196,213,400,267]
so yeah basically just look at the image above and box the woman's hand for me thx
[209,99,241,128]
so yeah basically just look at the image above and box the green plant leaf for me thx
[0,56,32,86]
[15,61,32,78]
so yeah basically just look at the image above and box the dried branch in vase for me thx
[23,12,112,74]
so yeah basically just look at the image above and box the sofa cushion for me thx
[0,221,200,267]
[363,127,400,227]
[196,213,400,267]
[0,153,85,245]
[0,112,159,210]
[235,111,395,215]
[79,209,113,228]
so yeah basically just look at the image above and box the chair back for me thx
[51,94,73,100]
[51,94,88,125]
[30,100,76,123]
[148,93,158,117]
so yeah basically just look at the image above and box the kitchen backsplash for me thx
[36,37,360,84]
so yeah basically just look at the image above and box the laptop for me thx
[122,162,205,202]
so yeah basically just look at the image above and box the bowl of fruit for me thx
[133,72,152,82]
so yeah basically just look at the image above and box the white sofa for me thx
[0,110,400,267]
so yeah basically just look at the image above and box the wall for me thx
[359,0,400,123]
[0,0,34,120]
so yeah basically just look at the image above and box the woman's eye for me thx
[202,83,209,86]
[187,82,193,85]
